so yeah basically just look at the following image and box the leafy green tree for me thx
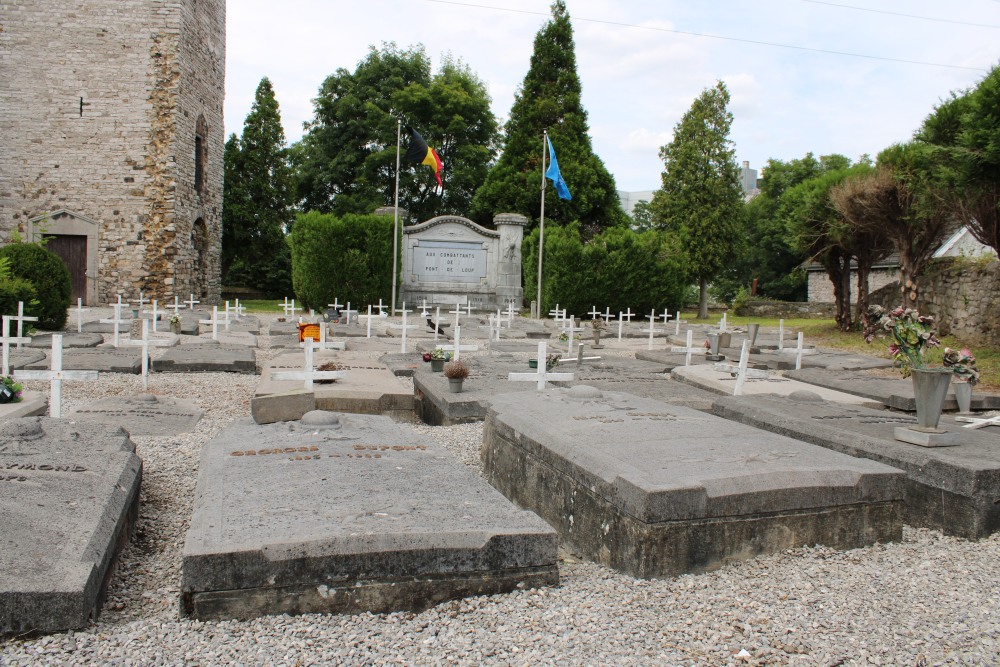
[222,77,294,296]
[470,0,626,238]
[629,200,655,231]
[293,45,498,223]
[651,81,745,318]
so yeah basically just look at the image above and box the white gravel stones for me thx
[2,311,999,665]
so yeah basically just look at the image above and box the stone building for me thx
[0,0,226,305]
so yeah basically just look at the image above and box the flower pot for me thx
[431,359,445,372]
[911,368,952,431]
[592,331,601,346]
[953,381,973,414]
[707,334,720,356]
[528,359,538,369]
[747,323,760,347]
[718,332,732,349]
[170,320,182,334]
[448,378,464,393]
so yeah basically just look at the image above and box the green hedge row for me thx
[289,211,393,311]
[521,224,688,318]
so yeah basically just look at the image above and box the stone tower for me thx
[0,0,226,305]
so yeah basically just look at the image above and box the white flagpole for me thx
[391,118,402,315]
[537,130,547,319]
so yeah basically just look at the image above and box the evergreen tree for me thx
[470,0,626,237]
[652,81,745,318]
[222,77,294,295]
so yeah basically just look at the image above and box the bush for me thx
[0,256,38,322]
[0,243,71,329]
[289,211,393,310]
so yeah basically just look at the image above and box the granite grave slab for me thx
[672,364,884,406]
[712,392,1000,538]
[24,347,143,374]
[181,412,558,621]
[483,386,904,578]
[29,333,103,349]
[3,349,46,372]
[69,394,204,436]
[0,391,47,419]
[0,418,141,634]
[785,368,1000,412]
[153,340,257,374]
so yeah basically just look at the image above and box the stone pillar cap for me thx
[494,213,528,226]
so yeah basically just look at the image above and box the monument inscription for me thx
[413,241,487,283]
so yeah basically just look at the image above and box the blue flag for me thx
[545,137,572,201]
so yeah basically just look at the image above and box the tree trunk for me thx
[698,277,709,320]
[855,258,872,329]
[839,256,853,331]
[899,253,919,309]
[826,249,851,332]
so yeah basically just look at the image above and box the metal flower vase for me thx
[953,381,972,414]
[448,378,464,393]
[911,368,952,431]
[747,323,760,347]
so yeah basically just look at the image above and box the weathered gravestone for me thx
[153,339,257,374]
[0,418,141,635]
[24,347,143,375]
[69,394,204,436]
[785,368,1000,412]
[0,391,48,419]
[181,411,558,621]
[483,386,904,578]
[712,392,1000,539]
[28,332,104,349]
[671,364,883,406]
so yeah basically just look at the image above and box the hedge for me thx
[0,243,71,330]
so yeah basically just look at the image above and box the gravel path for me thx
[2,313,998,666]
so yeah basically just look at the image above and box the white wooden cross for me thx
[778,319,785,352]
[507,342,574,390]
[233,299,246,319]
[450,301,464,329]
[361,304,374,338]
[342,302,359,325]
[75,298,88,333]
[441,324,478,362]
[327,298,343,315]
[601,307,614,325]
[198,306,227,340]
[479,313,502,346]
[1,316,32,376]
[10,301,38,350]
[661,308,673,324]
[125,319,172,390]
[505,302,516,328]
[588,306,601,321]
[956,414,1000,430]
[732,340,750,396]
[135,290,149,311]
[617,308,634,341]
[574,342,601,366]
[548,303,562,321]
[670,330,700,367]
[372,298,387,316]
[645,310,664,350]
[143,299,163,333]
[169,295,184,316]
[114,294,129,312]
[419,299,430,317]
[298,319,345,351]
[565,316,584,354]
[387,304,418,353]
[15,334,98,418]
[271,339,346,391]
[674,311,686,336]
[464,302,473,317]
[99,303,128,348]
[184,294,200,310]
[287,299,301,319]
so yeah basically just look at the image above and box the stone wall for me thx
[736,300,836,319]
[0,0,224,305]
[807,267,897,305]
[869,258,1000,345]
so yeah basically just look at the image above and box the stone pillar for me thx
[494,213,528,310]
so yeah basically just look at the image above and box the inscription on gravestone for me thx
[414,241,487,283]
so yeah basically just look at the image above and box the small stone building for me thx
[0,0,226,305]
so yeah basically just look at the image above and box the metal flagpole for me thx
[391,118,401,315]
[537,130,547,319]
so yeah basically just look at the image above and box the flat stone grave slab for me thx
[29,332,103,349]
[252,351,414,424]
[181,412,558,621]
[0,391,47,419]
[785,368,1000,412]
[712,392,1000,539]
[196,330,258,347]
[24,347,143,374]
[0,418,141,635]
[483,386,904,578]
[636,349,766,373]
[81,320,131,335]
[4,349,46,371]
[227,315,261,335]
[153,339,257,374]
[268,320,300,336]
[379,352,424,377]
[671,364,884,407]
[69,394,204,436]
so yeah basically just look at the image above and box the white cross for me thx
[222,301,235,331]
[371,298,385,316]
[479,313,501,345]
[442,324,478,362]
[507,342,574,390]
[136,291,149,310]
[233,299,246,319]
[956,414,1000,430]
[464,302,473,317]
[778,319,785,352]
[387,305,417,353]
[362,304,374,338]
[574,342,601,365]
[674,311,686,336]
[198,306,227,340]
[419,299,430,317]
[10,301,38,350]
[617,308,634,341]
[298,320,345,351]
[565,316,584,354]
[601,307,614,325]
[548,304,562,321]
[270,339,346,391]
[450,301,464,329]
[505,302,516,328]
[435,306,443,343]
[15,334,98,418]
[115,294,129,311]
[125,319,171,390]
[75,298,88,334]
[588,306,601,320]
[143,299,163,333]
[99,303,129,347]
[1,316,32,376]
[287,299,301,319]
[661,308,673,324]
[670,330,700,367]
[795,332,804,370]
[327,298,343,314]
[281,296,292,315]
[645,310,664,350]
[732,341,752,396]
[169,296,184,316]
[184,294,200,310]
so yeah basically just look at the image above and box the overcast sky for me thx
[225,0,1000,192]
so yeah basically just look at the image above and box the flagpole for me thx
[537,130,547,319]
[391,118,401,315]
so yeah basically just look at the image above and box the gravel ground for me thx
[2,312,999,666]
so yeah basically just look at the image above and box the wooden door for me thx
[44,235,87,302]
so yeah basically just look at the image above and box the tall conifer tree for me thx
[470,0,625,237]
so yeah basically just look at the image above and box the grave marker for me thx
[15,334,99,418]
[125,319,173,389]
[75,298,88,333]
[184,294,200,310]
[1,315,32,376]
[99,303,128,347]
[507,342,574,390]
[9,301,38,350]
[669,329,699,367]
[617,308,634,341]
[644,310,663,351]
[387,305,418,353]
[270,339,345,390]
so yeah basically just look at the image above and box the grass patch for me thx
[240,299,291,314]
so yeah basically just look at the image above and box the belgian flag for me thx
[404,128,443,187]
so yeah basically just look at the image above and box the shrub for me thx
[443,359,469,379]
[0,257,39,321]
[0,243,71,329]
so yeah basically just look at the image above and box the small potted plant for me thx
[443,359,469,393]
[943,347,979,414]
[430,347,446,372]
[590,318,604,347]
[545,353,560,371]
[168,313,182,334]
[0,376,23,404]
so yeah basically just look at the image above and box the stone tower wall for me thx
[0,0,225,305]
